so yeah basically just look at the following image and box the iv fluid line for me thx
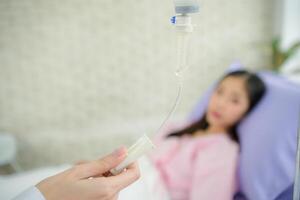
[155,32,190,134]
[155,73,183,134]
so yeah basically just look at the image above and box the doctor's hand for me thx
[36,147,140,200]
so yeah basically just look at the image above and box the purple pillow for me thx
[188,64,300,200]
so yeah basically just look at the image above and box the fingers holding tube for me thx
[105,162,140,191]
[71,147,127,180]
[79,162,139,200]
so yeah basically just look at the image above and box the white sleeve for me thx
[13,186,46,200]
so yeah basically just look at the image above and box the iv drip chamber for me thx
[174,0,199,14]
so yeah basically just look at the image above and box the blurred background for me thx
[0,0,299,171]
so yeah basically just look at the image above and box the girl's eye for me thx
[231,99,239,104]
[216,88,223,95]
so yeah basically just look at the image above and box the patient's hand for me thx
[36,147,140,200]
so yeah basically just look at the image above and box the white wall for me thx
[280,0,300,50]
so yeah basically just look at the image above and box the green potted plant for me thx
[271,38,300,71]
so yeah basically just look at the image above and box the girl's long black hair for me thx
[167,70,266,143]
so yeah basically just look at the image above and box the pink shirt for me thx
[150,123,239,200]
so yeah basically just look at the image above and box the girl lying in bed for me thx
[120,70,266,200]
[2,70,266,200]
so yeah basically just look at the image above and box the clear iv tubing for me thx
[155,32,190,134]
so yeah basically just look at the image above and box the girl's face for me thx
[206,76,250,130]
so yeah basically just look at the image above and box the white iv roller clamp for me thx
[110,0,200,175]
